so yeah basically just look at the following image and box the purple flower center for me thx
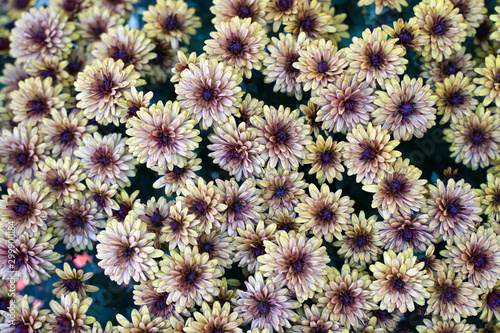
[399,102,414,117]
[275,129,289,143]
[252,241,266,258]
[14,254,25,270]
[443,62,459,76]
[476,22,491,40]
[0,297,10,311]
[317,60,328,73]
[470,253,488,271]
[63,0,78,12]
[201,87,215,101]
[487,290,500,310]
[226,146,241,160]
[33,31,46,44]
[155,297,167,310]
[112,49,132,64]
[15,0,29,9]
[0,37,9,51]
[397,28,414,46]
[192,200,208,216]
[16,323,31,333]
[353,234,369,247]
[432,17,447,36]
[12,202,31,217]
[229,40,244,55]
[274,185,287,199]
[170,219,182,233]
[230,201,244,213]
[291,258,304,273]
[164,14,181,31]
[470,130,484,145]
[494,193,500,204]
[344,99,356,111]
[361,147,377,160]
[30,100,48,114]
[320,150,335,164]
[441,285,457,302]
[128,103,140,117]
[123,247,134,257]
[91,25,105,38]
[369,52,384,69]
[114,203,130,221]
[64,278,81,291]
[67,61,82,76]
[158,132,173,145]
[51,175,65,188]
[94,194,105,207]
[200,241,213,254]
[70,215,84,228]
[172,165,185,176]
[317,208,334,222]
[210,327,224,333]
[286,54,300,74]
[447,91,464,106]
[446,202,461,215]
[299,16,314,32]
[401,227,415,242]
[279,223,293,232]
[276,0,293,11]
[98,78,114,95]
[258,300,272,315]
[391,277,406,292]
[183,269,198,285]
[237,4,251,18]
[42,68,57,80]
[373,309,391,321]
[387,180,403,194]
[339,291,353,306]
[97,155,111,165]
[56,317,73,332]
[420,256,430,268]
[311,328,327,333]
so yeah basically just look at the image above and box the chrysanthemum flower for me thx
[474,54,500,107]
[258,167,306,213]
[358,0,407,14]
[363,158,427,219]
[42,108,96,159]
[196,230,235,271]
[175,58,243,129]
[111,189,141,222]
[0,123,46,182]
[52,262,99,299]
[177,178,224,235]
[74,58,142,126]
[343,123,401,185]
[477,173,500,221]
[144,40,181,84]
[382,18,426,51]
[369,248,432,313]
[85,179,120,217]
[367,309,402,332]
[259,230,329,302]
[77,6,125,50]
[184,301,242,333]
[265,208,300,233]
[299,100,322,137]
[152,157,202,197]
[372,75,437,141]
[295,38,347,93]
[234,221,275,274]
[9,76,67,126]
[251,105,312,170]
[333,211,383,267]
[442,226,500,292]
[96,215,163,285]
[420,244,443,276]
[208,117,264,181]
[0,228,60,285]
[435,72,477,124]
[414,0,468,62]
[296,183,354,242]
[170,50,207,83]
[375,212,433,253]
[264,0,298,32]
[143,0,201,50]
[303,136,344,184]
[345,27,407,89]
[168,317,186,333]
[6,0,35,20]
[416,318,476,333]
[154,246,223,312]
[475,17,494,49]
[232,93,264,127]
[317,264,375,328]
[159,200,198,252]
[50,0,90,21]
[75,132,137,188]
[116,305,166,333]
[426,263,481,322]
[479,279,500,322]
[0,295,49,333]
[291,304,341,333]
[26,55,71,87]
[126,100,200,170]
[283,0,335,40]
[116,86,154,126]
[211,0,266,25]
[420,46,476,87]
[204,17,268,79]
[0,179,54,236]
[51,198,105,251]
[93,0,137,17]
[92,25,156,76]
[425,178,481,243]
[313,73,374,134]
[133,280,188,321]
[36,156,85,205]
[9,7,77,61]
[443,105,500,170]
[0,62,29,96]
[215,178,264,236]
[450,0,487,36]
[46,292,95,333]
[235,271,300,332]
[135,197,171,247]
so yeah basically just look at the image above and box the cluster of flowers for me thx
[1,0,500,331]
